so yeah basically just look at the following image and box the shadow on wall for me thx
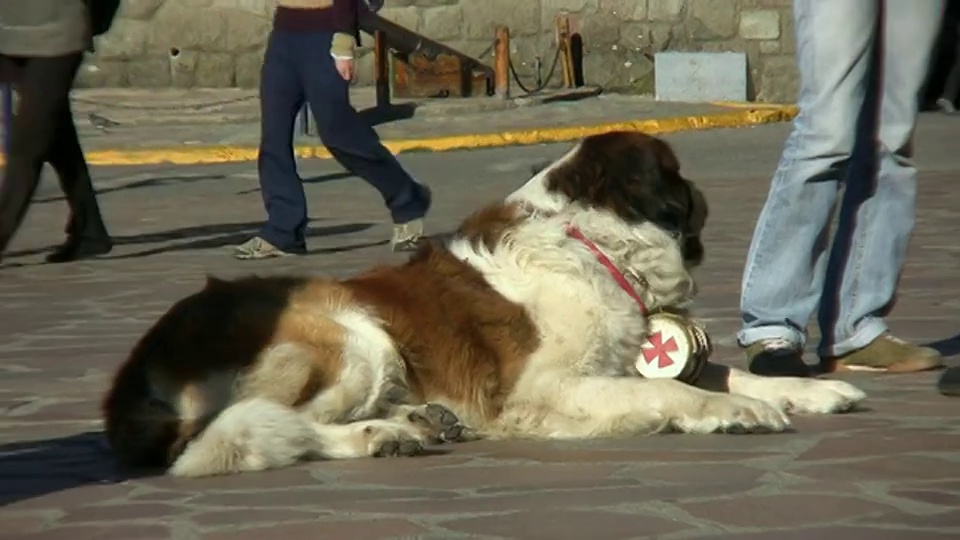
[922,1,960,109]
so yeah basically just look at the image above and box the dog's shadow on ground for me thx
[0,430,455,507]
[0,431,152,507]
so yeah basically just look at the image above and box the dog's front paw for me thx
[675,395,791,434]
[778,378,867,415]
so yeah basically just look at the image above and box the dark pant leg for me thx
[46,95,110,241]
[941,27,960,103]
[298,32,430,225]
[257,30,309,252]
[0,53,83,255]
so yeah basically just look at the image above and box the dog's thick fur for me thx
[103,131,867,477]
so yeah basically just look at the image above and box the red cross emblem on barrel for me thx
[636,312,711,384]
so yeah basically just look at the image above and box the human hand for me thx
[335,58,355,82]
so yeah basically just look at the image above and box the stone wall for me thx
[80,0,800,102]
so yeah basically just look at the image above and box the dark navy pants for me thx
[257,29,429,252]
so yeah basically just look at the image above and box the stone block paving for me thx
[1,123,959,539]
[64,88,733,151]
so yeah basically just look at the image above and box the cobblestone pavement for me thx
[1,116,959,539]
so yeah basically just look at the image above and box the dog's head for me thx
[507,131,708,267]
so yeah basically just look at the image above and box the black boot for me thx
[45,236,113,263]
[46,212,112,263]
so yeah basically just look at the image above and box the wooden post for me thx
[557,14,575,89]
[494,26,510,100]
[374,29,390,108]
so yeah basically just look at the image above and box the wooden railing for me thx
[298,13,583,134]
[359,12,496,105]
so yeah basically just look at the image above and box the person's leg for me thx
[738,0,879,376]
[237,29,308,259]
[817,0,944,372]
[297,31,431,251]
[0,53,84,262]
[45,94,113,263]
[938,366,960,396]
[937,20,960,112]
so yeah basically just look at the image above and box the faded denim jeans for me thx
[738,0,944,357]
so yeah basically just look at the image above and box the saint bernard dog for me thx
[103,131,867,477]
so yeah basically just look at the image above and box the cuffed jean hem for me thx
[736,326,806,349]
[820,317,888,358]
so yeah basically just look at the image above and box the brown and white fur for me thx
[103,131,866,478]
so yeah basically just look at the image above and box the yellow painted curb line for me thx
[1,105,799,167]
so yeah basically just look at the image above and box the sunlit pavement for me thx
[1,115,958,539]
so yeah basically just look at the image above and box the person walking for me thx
[738,0,945,376]
[0,0,114,264]
[234,0,431,259]
[933,1,960,113]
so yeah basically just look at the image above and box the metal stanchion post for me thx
[2,84,11,157]
[298,103,313,137]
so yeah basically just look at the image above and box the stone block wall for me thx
[80,0,800,102]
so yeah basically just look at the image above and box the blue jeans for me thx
[738,0,944,357]
[257,29,430,252]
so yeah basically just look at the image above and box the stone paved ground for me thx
[1,116,959,539]
[62,88,740,151]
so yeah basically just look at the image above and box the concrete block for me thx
[654,51,747,102]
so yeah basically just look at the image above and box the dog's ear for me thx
[617,141,690,234]
[544,132,690,231]
[684,180,708,235]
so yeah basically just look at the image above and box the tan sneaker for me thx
[233,237,296,260]
[391,219,425,252]
[821,334,943,373]
[743,338,811,377]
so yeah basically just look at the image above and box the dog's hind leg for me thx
[495,376,791,439]
[311,404,481,458]
[169,397,321,477]
[310,418,432,459]
[385,403,478,443]
[167,341,338,477]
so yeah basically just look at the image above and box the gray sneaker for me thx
[233,237,296,260]
[936,97,957,114]
[744,338,811,377]
[391,219,425,252]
